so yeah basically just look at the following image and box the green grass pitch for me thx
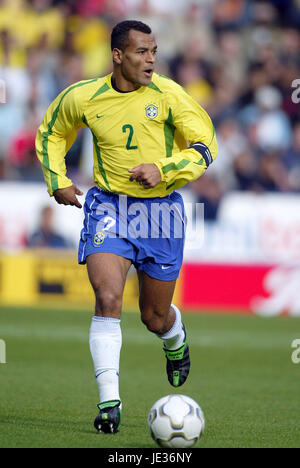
[0,305,299,448]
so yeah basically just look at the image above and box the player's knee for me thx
[141,309,167,334]
[94,289,122,317]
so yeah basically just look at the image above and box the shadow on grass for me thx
[0,415,90,432]
[0,415,155,448]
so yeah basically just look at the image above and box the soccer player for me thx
[35,20,218,434]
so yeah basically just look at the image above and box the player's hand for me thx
[53,184,83,209]
[129,164,161,189]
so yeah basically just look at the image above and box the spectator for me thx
[212,0,252,31]
[27,205,74,248]
[190,174,223,221]
[209,117,249,191]
[257,152,290,192]
[233,149,261,192]
[169,36,213,106]
[7,105,42,180]
[282,122,300,191]
[239,85,292,152]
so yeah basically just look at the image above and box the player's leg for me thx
[138,272,176,334]
[87,252,132,433]
[87,252,131,318]
[78,187,136,432]
[138,271,190,387]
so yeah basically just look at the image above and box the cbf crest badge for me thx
[145,104,159,120]
[94,231,105,246]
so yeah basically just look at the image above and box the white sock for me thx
[157,304,185,350]
[89,316,122,404]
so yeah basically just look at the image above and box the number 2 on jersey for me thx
[122,124,138,150]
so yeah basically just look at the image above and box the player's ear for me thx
[112,48,123,65]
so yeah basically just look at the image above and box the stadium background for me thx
[0,0,300,450]
[1,0,300,315]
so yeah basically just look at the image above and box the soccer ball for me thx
[148,394,205,448]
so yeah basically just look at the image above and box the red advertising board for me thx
[181,262,300,316]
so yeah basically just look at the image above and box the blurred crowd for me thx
[0,0,300,220]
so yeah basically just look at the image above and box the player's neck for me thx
[111,73,141,93]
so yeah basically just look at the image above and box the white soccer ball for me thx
[148,394,205,448]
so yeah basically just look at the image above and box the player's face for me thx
[119,30,157,87]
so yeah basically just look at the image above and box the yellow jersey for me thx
[36,72,218,198]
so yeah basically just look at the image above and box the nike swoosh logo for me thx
[96,114,104,119]
[161,265,171,270]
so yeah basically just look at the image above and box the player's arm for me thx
[35,84,85,206]
[153,88,218,186]
[53,184,83,208]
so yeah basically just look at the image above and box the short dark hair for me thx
[111,20,152,51]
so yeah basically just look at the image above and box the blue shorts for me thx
[78,187,186,281]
